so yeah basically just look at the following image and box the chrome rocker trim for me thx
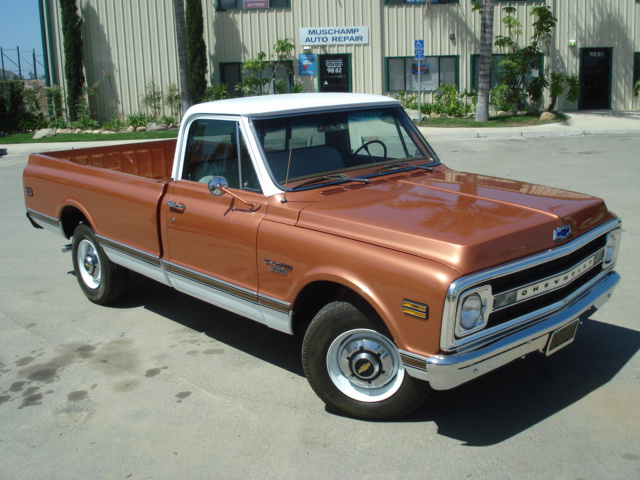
[401,270,619,390]
[26,209,64,237]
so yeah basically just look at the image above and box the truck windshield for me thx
[252,106,438,186]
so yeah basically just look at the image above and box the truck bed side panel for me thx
[24,149,170,258]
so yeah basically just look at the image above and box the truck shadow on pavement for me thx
[117,273,638,445]
[412,317,640,445]
[117,273,306,376]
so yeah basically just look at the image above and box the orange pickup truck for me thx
[23,93,621,419]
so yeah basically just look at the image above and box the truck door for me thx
[162,117,267,322]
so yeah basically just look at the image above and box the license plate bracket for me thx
[546,320,579,356]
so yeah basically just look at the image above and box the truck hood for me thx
[295,169,613,274]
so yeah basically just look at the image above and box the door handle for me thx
[166,201,186,210]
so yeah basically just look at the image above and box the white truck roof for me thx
[184,93,400,118]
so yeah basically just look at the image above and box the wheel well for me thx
[291,281,376,335]
[60,206,89,238]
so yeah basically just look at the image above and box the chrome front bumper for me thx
[401,271,620,390]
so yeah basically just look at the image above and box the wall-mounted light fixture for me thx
[569,39,577,47]
[449,33,456,41]
[303,45,311,52]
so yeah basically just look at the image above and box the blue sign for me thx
[298,53,317,76]
[414,39,424,61]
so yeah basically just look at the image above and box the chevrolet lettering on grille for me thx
[516,254,597,301]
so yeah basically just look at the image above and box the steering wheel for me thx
[354,140,388,160]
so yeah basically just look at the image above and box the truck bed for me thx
[41,139,176,182]
[23,139,177,258]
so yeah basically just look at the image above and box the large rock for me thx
[125,126,135,133]
[33,128,56,139]
[540,111,556,121]
[147,122,168,132]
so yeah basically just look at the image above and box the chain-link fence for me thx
[0,47,45,80]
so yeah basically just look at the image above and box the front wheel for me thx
[71,224,128,305]
[302,300,430,420]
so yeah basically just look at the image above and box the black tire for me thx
[302,299,431,420]
[71,224,128,305]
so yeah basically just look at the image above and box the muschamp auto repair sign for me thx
[299,26,369,46]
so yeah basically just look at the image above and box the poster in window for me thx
[298,54,317,76]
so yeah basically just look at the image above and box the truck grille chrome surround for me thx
[441,218,622,353]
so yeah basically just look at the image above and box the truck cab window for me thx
[182,119,261,192]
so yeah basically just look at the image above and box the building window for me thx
[386,0,457,4]
[387,56,458,92]
[220,61,294,94]
[470,54,542,89]
[217,0,289,11]
[220,63,242,92]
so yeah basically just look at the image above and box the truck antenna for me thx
[281,148,293,204]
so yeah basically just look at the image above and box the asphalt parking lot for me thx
[1,135,639,479]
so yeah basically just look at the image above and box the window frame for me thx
[470,53,544,90]
[181,117,262,193]
[219,60,294,95]
[217,0,290,12]
[386,56,459,92]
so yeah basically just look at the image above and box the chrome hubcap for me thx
[77,239,101,289]
[327,328,404,403]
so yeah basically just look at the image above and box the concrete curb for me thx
[418,127,640,140]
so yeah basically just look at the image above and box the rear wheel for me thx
[72,224,128,305]
[302,299,430,420]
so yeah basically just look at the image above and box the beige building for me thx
[39,0,640,122]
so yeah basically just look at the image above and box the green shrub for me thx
[203,83,231,101]
[103,118,127,132]
[420,85,471,117]
[45,85,64,119]
[291,81,305,94]
[18,116,48,131]
[490,84,519,112]
[49,117,68,129]
[126,112,155,128]
[164,83,181,118]
[392,91,418,110]
[0,81,26,131]
[159,115,175,125]
[140,80,163,119]
[70,117,99,130]
[433,84,472,117]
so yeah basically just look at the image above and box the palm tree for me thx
[475,0,495,122]
[173,0,191,115]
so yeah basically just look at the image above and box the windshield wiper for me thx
[372,162,434,174]
[291,173,369,191]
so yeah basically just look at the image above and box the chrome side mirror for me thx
[208,176,228,196]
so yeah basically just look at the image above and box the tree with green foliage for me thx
[59,0,86,121]
[268,38,295,93]
[185,0,207,104]
[493,4,557,111]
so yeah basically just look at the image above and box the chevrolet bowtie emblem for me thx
[553,224,572,241]
[358,362,372,375]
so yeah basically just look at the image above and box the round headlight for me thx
[460,293,483,330]
[604,231,619,265]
